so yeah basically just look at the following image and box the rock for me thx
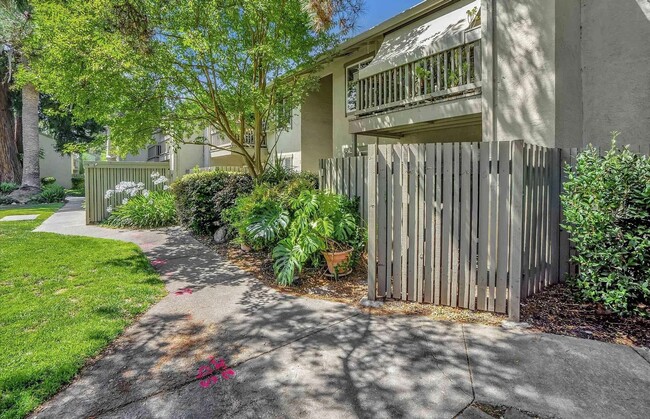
[360,297,384,308]
[501,320,532,330]
[213,226,228,243]
[7,186,41,204]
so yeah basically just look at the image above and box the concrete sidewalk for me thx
[32,199,650,418]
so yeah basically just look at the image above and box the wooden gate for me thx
[84,161,170,224]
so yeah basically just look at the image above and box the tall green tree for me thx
[1,0,40,195]
[0,54,21,183]
[23,0,361,178]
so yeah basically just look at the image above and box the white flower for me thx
[107,205,113,213]
[122,198,129,205]
[142,189,150,197]
[153,175,168,185]
[148,199,153,205]
[150,172,160,179]
[137,182,145,189]
[105,190,114,199]
[163,184,169,190]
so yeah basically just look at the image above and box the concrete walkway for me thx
[31,199,650,418]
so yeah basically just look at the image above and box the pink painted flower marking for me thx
[197,356,235,389]
[151,258,167,266]
[174,287,193,295]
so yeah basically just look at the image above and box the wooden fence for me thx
[320,142,650,320]
[84,161,171,224]
[186,165,250,174]
[318,157,369,222]
[365,142,536,319]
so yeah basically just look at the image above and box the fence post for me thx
[367,144,378,301]
[508,140,524,321]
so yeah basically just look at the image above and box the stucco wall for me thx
[301,75,333,173]
[273,107,303,169]
[581,0,650,147]
[171,141,205,178]
[40,133,72,189]
[490,0,556,146]
[330,46,380,157]
[554,0,583,148]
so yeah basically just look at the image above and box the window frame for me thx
[345,57,373,116]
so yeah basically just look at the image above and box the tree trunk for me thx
[19,83,40,189]
[15,113,22,156]
[0,78,21,183]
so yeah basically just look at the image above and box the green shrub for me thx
[561,139,650,315]
[271,190,365,285]
[32,184,66,203]
[0,195,14,205]
[0,182,18,195]
[171,170,253,235]
[41,176,56,186]
[71,174,84,190]
[223,184,287,250]
[65,189,85,197]
[223,175,320,250]
[104,191,177,228]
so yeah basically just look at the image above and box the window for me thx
[279,155,294,170]
[276,98,293,131]
[346,58,372,114]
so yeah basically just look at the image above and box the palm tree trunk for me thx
[20,83,40,189]
[0,77,21,183]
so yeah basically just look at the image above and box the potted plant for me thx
[271,190,364,285]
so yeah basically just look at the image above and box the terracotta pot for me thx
[322,248,353,277]
[240,243,251,252]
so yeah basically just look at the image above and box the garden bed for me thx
[198,236,504,326]
[521,284,650,348]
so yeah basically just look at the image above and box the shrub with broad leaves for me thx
[32,184,66,203]
[561,135,650,316]
[0,182,19,195]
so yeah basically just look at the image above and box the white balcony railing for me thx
[210,129,267,149]
[351,39,481,116]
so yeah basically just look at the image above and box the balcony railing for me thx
[210,129,267,149]
[351,38,481,116]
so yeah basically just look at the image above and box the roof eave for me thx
[325,0,457,60]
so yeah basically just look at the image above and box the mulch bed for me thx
[196,235,504,326]
[197,235,648,346]
[521,283,650,348]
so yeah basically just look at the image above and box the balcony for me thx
[209,129,267,159]
[350,37,481,118]
[147,143,170,162]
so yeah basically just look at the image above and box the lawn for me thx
[0,204,166,418]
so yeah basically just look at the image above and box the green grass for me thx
[0,204,166,418]
[64,189,85,197]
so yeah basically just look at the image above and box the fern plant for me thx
[271,190,364,286]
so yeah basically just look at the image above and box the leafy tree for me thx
[1,0,41,194]
[23,0,361,178]
[0,54,21,183]
[39,94,106,154]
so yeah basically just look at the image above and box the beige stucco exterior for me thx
[581,0,650,147]
[39,133,73,189]
[273,0,649,173]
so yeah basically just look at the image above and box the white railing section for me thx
[352,39,481,116]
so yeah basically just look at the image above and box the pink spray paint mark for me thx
[197,357,235,389]
[174,287,193,295]
[151,258,167,266]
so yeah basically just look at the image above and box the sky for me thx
[353,0,425,34]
